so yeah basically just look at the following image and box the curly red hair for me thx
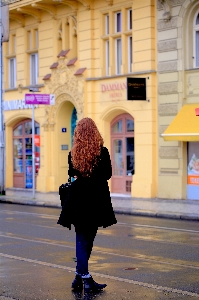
[71,118,104,176]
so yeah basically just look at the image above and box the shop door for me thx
[13,120,40,188]
[187,142,199,200]
[111,114,134,194]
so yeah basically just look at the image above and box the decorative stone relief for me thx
[43,56,84,130]
[158,82,178,94]
[158,39,177,52]
[157,0,184,10]
[187,74,199,95]
[157,16,178,31]
[159,104,178,116]
[159,0,172,21]
[158,61,178,73]
[159,147,178,158]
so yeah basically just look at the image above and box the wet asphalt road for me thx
[0,203,199,300]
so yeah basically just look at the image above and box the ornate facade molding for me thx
[43,58,84,130]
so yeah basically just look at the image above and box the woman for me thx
[57,117,117,293]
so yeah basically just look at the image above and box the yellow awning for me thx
[162,104,199,141]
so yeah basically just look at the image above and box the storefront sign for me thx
[100,81,126,102]
[25,94,55,105]
[34,135,40,147]
[61,145,68,150]
[127,78,146,101]
[3,99,38,111]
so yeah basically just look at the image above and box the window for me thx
[30,53,38,85]
[115,12,122,32]
[106,40,110,76]
[102,9,133,75]
[195,12,199,67]
[128,36,132,73]
[116,38,122,74]
[9,57,16,88]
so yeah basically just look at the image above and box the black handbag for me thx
[59,176,71,207]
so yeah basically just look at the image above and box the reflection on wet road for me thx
[0,203,199,300]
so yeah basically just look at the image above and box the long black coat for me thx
[57,146,117,230]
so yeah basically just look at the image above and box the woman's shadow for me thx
[72,290,104,300]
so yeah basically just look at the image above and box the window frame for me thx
[193,11,199,68]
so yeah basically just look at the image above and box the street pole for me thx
[0,1,5,195]
[32,105,35,198]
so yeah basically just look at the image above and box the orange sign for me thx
[34,135,40,147]
[187,175,199,185]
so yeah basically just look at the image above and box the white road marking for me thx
[0,233,199,270]
[1,209,199,234]
[0,252,199,298]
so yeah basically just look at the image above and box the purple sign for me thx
[25,94,55,105]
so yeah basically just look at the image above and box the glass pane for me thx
[196,31,199,67]
[116,38,122,74]
[128,36,132,73]
[35,123,40,135]
[13,124,22,136]
[106,15,109,35]
[106,40,109,76]
[196,13,199,25]
[128,9,132,30]
[25,138,33,188]
[126,137,134,175]
[112,120,122,133]
[116,12,121,32]
[13,139,23,173]
[126,119,134,132]
[25,122,32,135]
[113,139,123,176]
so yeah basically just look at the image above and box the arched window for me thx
[194,12,199,67]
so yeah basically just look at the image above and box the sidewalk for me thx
[0,188,199,221]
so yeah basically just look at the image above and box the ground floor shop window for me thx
[13,119,40,188]
[187,142,199,200]
[111,113,134,194]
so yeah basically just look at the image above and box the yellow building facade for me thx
[3,0,157,198]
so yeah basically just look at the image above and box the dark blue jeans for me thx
[75,227,98,277]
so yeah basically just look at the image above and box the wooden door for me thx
[111,114,134,194]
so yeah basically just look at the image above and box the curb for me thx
[1,197,199,221]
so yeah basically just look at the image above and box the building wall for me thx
[3,0,157,197]
[157,0,199,199]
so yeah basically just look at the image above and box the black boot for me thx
[83,276,107,293]
[71,275,83,290]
